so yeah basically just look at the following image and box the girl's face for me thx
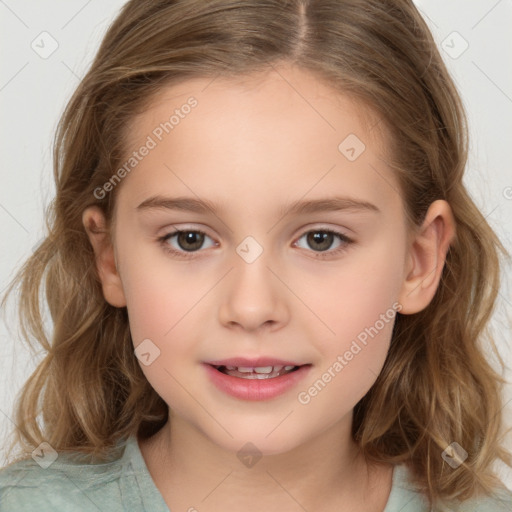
[86,64,447,456]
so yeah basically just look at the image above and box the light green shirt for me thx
[1,435,511,511]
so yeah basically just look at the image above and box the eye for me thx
[158,228,216,258]
[294,228,353,258]
[158,227,354,260]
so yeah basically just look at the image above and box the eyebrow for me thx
[136,195,381,217]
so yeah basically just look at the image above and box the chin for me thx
[203,419,310,458]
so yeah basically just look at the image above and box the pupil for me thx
[308,232,333,251]
[178,231,204,251]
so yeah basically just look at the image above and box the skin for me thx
[83,63,455,511]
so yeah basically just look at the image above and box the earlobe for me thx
[82,206,127,308]
[398,200,455,314]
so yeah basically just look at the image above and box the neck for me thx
[139,411,392,511]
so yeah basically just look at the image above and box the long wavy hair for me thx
[2,0,511,507]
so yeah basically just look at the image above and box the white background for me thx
[1,0,511,490]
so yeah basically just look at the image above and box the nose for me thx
[217,251,290,332]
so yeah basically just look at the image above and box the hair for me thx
[2,0,511,507]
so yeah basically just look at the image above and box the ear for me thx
[82,206,127,308]
[397,200,455,314]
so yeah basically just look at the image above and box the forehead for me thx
[126,64,387,153]
[115,65,401,219]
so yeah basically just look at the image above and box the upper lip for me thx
[205,357,306,367]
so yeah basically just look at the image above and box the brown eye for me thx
[159,229,216,257]
[295,229,354,259]
[306,231,335,252]
[176,231,205,252]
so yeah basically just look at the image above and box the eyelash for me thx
[157,227,354,260]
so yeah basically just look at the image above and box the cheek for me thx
[119,257,205,412]
[118,247,215,392]
[304,233,405,345]
[296,282,399,419]
[122,271,180,343]
[295,235,404,404]
[118,244,207,343]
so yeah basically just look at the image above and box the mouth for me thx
[211,364,302,379]
[203,360,312,401]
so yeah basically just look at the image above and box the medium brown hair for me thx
[2,0,511,507]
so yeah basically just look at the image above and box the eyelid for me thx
[292,222,354,239]
[158,223,217,242]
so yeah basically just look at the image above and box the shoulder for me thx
[385,464,512,512]
[438,487,512,512]
[0,442,129,512]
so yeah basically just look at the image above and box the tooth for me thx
[225,366,237,371]
[237,367,254,373]
[284,365,295,371]
[253,366,273,374]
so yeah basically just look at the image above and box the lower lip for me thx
[203,364,312,401]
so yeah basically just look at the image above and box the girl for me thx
[1,0,511,511]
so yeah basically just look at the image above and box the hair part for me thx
[2,0,511,506]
